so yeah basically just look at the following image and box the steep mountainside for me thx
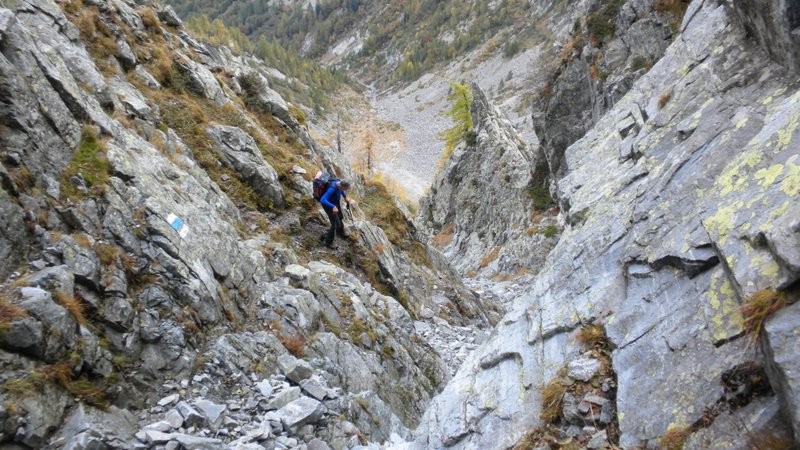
[0,1,494,448]
[410,0,800,448]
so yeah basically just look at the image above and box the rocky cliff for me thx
[412,0,800,448]
[0,1,493,448]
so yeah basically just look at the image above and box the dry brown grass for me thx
[539,377,568,423]
[741,289,788,336]
[431,223,455,248]
[95,243,120,266]
[73,233,92,248]
[0,294,27,334]
[279,332,307,357]
[653,0,691,31]
[747,432,795,450]
[54,291,87,326]
[478,247,501,269]
[138,7,162,33]
[658,425,690,450]
[63,0,84,15]
[577,323,606,349]
[658,92,672,109]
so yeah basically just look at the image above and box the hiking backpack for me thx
[312,171,337,201]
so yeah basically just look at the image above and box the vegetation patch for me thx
[61,127,110,201]
[54,291,87,326]
[0,294,26,334]
[3,363,108,409]
[439,82,473,163]
[740,289,788,336]
[586,0,625,44]
[527,181,554,211]
[653,0,691,31]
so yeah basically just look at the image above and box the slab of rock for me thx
[277,397,325,430]
[172,433,224,450]
[278,354,313,384]
[158,393,180,407]
[762,301,800,440]
[176,401,206,428]
[165,408,184,429]
[284,264,311,282]
[195,399,227,425]
[266,386,301,411]
[300,377,329,401]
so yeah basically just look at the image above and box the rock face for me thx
[418,85,559,277]
[407,0,800,448]
[0,0,489,448]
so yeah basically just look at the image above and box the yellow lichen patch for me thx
[706,273,743,342]
[780,158,800,196]
[754,164,784,189]
[715,151,762,195]
[774,111,800,152]
[703,200,745,245]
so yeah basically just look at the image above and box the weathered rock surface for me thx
[406,0,800,448]
[418,85,559,277]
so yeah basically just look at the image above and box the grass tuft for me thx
[658,424,690,450]
[658,92,672,109]
[539,377,568,423]
[53,291,87,326]
[741,289,788,336]
[577,323,607,349]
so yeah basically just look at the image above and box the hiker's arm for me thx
[320,187,336,209]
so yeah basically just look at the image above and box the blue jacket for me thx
[320,181,347,209]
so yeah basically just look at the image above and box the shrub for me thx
[586,0,625,43]
[541,224,559,238]
[0,295,26,334]
[95,243,120,266]
[527,182,554,211]
[138,7,162,33]
[577,323,606,349]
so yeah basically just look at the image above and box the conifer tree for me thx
[439,82,473,158]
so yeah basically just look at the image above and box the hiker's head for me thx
[338,180,350,191]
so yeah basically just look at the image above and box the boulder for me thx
[762,301,800,440]
[205,124,285,209]
[277,354,313,384]
[277,397,325,431]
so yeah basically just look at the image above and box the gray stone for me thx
[284,264,311,282]
[144,421,173,432]
[176,401,206,428]
[195,399,227,426]
[277,354,313,384]
[277,397,325,430]
[206,124,285,209]
[300,377,329,401]
[255,380,274,398]
[266,387,301,411]
[172,433,224,450]
[158,394,180,407]
[587,430,608,449]
[157,5,182,27]
[567,357,601,382]
[763,301,800,440]
[144,430,173,444]
[165,409,184,429]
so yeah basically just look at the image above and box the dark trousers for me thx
[323,205,344,245]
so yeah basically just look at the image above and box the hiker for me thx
[319,179,351,248]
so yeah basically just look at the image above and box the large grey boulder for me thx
[54,403,138,449]
[763,301,800,440]
[277,397,325,431]
[278,353,313,384]
[206,124,285,209]
[0,187,28,281]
